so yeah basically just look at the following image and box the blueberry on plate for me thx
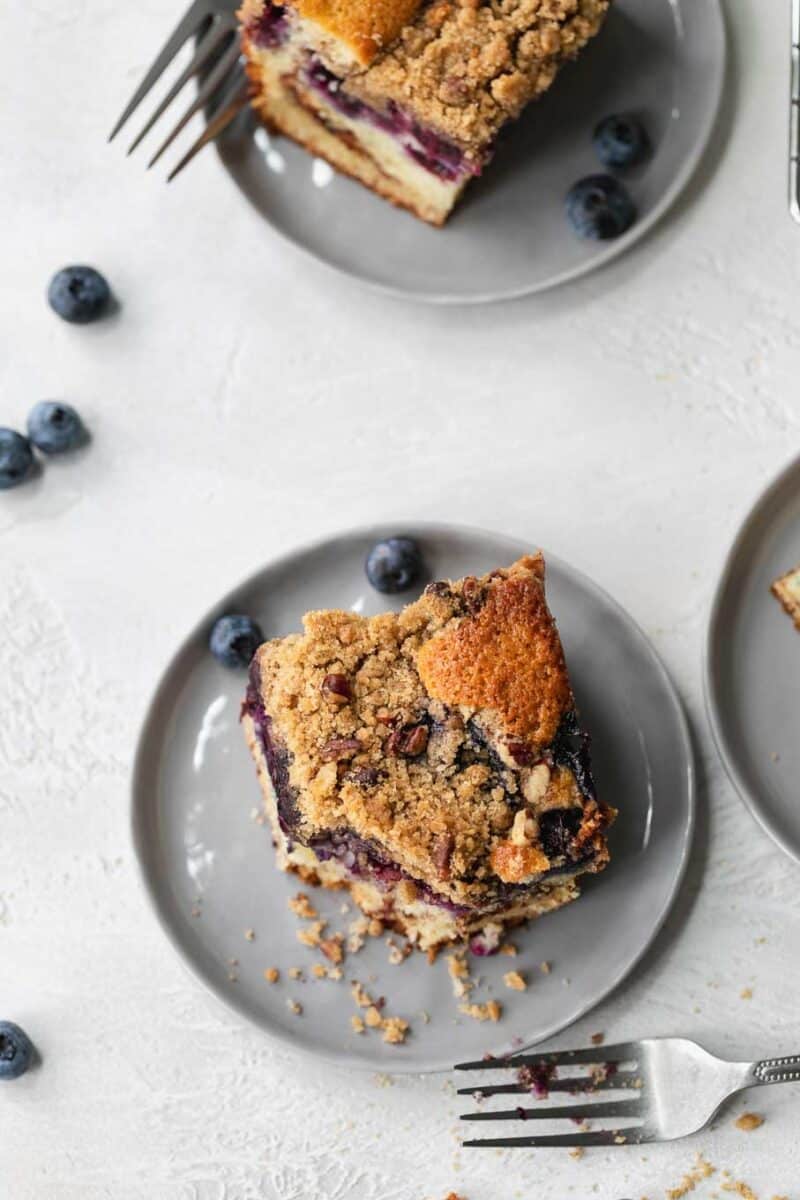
[593,114,649,169]
[565,175,636,241]
[27,401,87,454]
[0,429,34,490]
[210,614,264,669]
[365,537,423,594]
[0,1021,34,1080]
[47,265,111,324]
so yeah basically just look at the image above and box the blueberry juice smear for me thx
[251,3,288,47]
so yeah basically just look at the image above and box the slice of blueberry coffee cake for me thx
[238,0,611,226]
[772,564,800,630]
[242,554,615,952]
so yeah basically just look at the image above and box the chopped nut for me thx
[432,831,455,880]
[503,970,527,992]
[319,737,361,762]
[263,967,279,984]
[388,723,429,757]
[735,1112,764,1131]
[321,673,352,705]
[288,893,318,920]
[459,1000,502,1022]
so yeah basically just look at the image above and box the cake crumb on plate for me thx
[735,1112,764,1132]
[503,970,527,991]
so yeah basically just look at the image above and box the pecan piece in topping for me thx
[347,766,382,788]
[388,724,429,758]
[432,831,454,880]
[319,737,361,762]
[321,673,352,705]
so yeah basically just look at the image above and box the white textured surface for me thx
[2,1,800,1197]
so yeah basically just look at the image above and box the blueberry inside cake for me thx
[237,0,611,226]
[242,554,615,952]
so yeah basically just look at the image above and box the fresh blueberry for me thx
[209,614,264,669]
[47,266,111,324]
[27,401,87,454]
[0,429,34,490]
[565,175,636,241]
[593,114,649,169]
[365,537,423,594]
[0,1021,35,1080]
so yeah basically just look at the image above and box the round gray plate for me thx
[132,524,694,1072]
[706,456,800,865]
[215,0,725,303]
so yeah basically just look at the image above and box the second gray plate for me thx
[706,455,800,865]
[132,524,694,1072]
[216,0,725,302]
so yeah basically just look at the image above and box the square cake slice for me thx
[238,0,611,225]
[242,554,615,952]
[772,564,800,629]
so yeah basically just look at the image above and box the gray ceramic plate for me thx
[706,456,800,865]
[132,524,694,1072]
[215,0,725,303]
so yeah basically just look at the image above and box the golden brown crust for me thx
[244,554,613,910]
[417,555,572,747]
[293,0,423,65]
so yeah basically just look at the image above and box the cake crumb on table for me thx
[320,934,345,964]
[503,970,527,991]
[459,1000,502,1022]
[288,892,318,919]
[382,1016,409,1044]
[665,1154,715,1199]
[735,1112,764,1131]
[297,919,327,947]
[263,967,279,983]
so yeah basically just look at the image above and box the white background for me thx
[2,0,800,1197]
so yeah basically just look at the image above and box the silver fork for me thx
[109,0,249,182]
[792,0,800,220]
[456,1038,800,1148]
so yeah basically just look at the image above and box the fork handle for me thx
[751,1055,800,1085]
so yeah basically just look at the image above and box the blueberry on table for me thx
[27,401,87,454]
[365,537,423,594]
[210,615,264,669]
[566,175,636,241]
[0,429,34,490]
[593,114,649,169]
[47,265,111,324]
[0,1022,34,1080]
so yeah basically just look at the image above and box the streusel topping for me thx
[331,0,610,146]
[249,555,611,905]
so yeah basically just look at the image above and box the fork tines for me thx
[455,1042,646,1149]
[109,0,249,181]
